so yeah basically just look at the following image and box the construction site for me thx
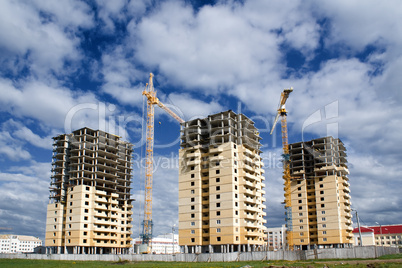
[44,73,354,255]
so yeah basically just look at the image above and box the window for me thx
[235,202,238,207]
[84,209,88,213]
[191,214,195,218]
[236,236,239,241]
[70,202,73,206]
[322,217,326,221]
[70,195,73,198]
[234,185,238,190]
[299,219,303,223]
[234,144,236,149]
[191,181,195,186]
[217,220,221,224]
[299,206,302,210]
[323,231,327,234]
[217,228,221,233]
[322,211,326,214]
[323,238,327,242]
[191,174,195,178]
[234,177,237,181]
[69,209,72,213]
[216,178,220,183]
[301,239,304,243]
[216,203,220,207]
[298,200,302,203]
[216,186,220,191]
[191,238,195,243]
[217,237,221,241]
[322,224,326,228]
[320,197,324,201]
[191,197,195,202]
[235,211,238,215]
[191,205,195,210]
[216,194,220,199]
[319,178,323,181]
[297,181,301,184]
[83,232,87,236]
[299,213,303,216]
[85,194,89,198]
[191,222,195,226]
[83,239,87,243]
[235,194,238,198]
[234,169,237,173]
[300,232,304,236]
[191,166,195,170]
[85,201,89,206]
[298,193,302,197]
[191,230,195,234]
[216,161,220,166]
[216,170,220,174]
[234,152,237,157]
[84,216,88,221]
[191,190,195,194]
[298,187,301,191]
[300,226,303,229]
[321,204,325,208]
[216,211,221,216]
[234,160,237,165]
[319,184,323,188]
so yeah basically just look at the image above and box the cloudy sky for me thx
[1,0,401,242]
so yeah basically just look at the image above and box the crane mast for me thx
[270,88,294,250]
[141,73,184,252]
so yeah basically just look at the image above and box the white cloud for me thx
[166,93,223,120]
[0,0,92,76]
[0,130,31,161]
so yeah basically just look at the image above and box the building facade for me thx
[353,225,402,247]
[179,110,266,253]
[266,225,287,251]
[45,127,133,254]
[289,136,353,249]
[0,235,42,253]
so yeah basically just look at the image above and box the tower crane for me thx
[270,87,295,250]
[140,73,184,253]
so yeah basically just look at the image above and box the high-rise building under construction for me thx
[289,136,353,249]
[178,110,266,253]
[45,127,133,254]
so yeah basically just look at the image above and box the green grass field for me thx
[1,254,401,268]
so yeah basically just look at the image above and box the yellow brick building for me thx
[45,127,133,254]
[179,111,266,253]
[289,137,353,249]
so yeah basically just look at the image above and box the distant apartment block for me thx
[45,127,133,254]
[0,235,42,253]
[353,225,402,247]
[133,234,180,254]
[179,110,267,253]
[265,225,287,251]
[289,136,353,249]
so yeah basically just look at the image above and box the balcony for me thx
[210,147,223,154]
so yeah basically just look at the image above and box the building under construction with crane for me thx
[178,110,267,253]
[269,88,353,250]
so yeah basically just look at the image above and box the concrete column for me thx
[231,244,234,252]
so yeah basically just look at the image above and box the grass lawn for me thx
[0,254,401,268]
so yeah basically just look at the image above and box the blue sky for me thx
[1,0,402,242]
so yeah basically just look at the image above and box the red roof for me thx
[352,225,402,234]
